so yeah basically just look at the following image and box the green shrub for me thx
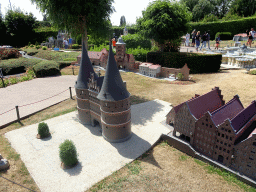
[57,61,72,69]
[20,75,30,82]
[0,48,20,60]
[249,70,256,75]
[127,47,150,62]
[147,52,222,74]
[33,60,60,77]
[36,45,41,50]
[59,140,78,167]
[29,44,34,48]
[0,58,42,75]
[38,122,50,138]
[42,46,47,50]
[177,72,184,80]
[89,43,109,52]
[112,26,138,36]
[9,77,18,84]
[122,34,151,49]
[71,44,80,49]
[63,58,76,61]
[215,32,233,40]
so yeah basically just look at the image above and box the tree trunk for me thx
[82,28,88,50]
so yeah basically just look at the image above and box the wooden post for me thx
[1,78,5,87]
[15,106,20,122]
[72,67,74,75]
[69,87,73,99]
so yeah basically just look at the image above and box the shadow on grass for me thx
[130,95,150,105]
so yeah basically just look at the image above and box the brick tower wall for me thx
[76,88,91,124]
[100,98,132,143]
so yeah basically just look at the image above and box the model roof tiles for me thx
[187,87,225,119]
[231,101,256,132]
[97,44,130,101]
[149,65,161,69]
[210,95,244,126]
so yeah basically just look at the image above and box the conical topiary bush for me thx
[59,139,78,169]
[37,122,50,139]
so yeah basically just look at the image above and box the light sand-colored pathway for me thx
[0,76,77,127]
[5,99,172,192]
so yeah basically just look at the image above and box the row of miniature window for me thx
[198,147,212,155]
[196,134,215,143]
[196,140,214,150]
[201,122,213,128]
[216,139,232,147]
[197,127,216,136]
[217,132,233,141]
[216,145,230,153]
[104,103,129,108]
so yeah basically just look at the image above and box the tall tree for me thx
[180,0,198,12]
[137,0,192,52]
[31,0,115,47]
[120,15,126,27]
[229,0,256,17]
[192,0,215,21]
[5,9,36,46]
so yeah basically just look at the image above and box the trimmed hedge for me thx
[33,60,60,77]
[127,48,149,62]
[0,48,20,60]
[147,52,222,74]
[122,34,151,49]
[215,32,233,40]
[112,26,138,36]
[0,58,42,75]
[190,16,256,40]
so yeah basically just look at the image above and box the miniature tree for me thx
[59,140,78,168]
[37,122,50,139]
[177,72,184,80]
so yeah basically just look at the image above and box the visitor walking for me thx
[207,31,211,49]
[195,31,201,52]
[185,33,190,47]
[246,29,250,45]
[63,38,68,49]
[68,37,73,49]
[248,31,253,48]
[191,29,196,47]
[215,35,220,50]
[250,28,256,43]
[200,31,208,50]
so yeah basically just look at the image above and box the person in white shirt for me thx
[250,28,256,42]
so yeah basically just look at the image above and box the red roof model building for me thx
[166,89,256,180]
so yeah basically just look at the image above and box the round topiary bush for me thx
[59,140,78,168]
[37,122,50,138]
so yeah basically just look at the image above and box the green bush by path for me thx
[0,48,20,60]
[122,34,151,49]
[38,122,50,138]
[33,60,60,77]
[59,140,78,167]
[0,58,42,75]
[147,52,222,74]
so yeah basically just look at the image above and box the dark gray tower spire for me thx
[75,42,98,89]
[97,43,130,101]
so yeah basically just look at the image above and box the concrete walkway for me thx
[0,76,77,128]
[5,99,172,192]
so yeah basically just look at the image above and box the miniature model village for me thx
[0,34,255,186]
[75,36,190,80]
[166,87,256,180]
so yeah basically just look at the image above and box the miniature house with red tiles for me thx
[166,87,256,180]
[75,42,132,143]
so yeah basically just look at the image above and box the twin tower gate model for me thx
[75,42,131,143]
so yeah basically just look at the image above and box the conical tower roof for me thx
[97,44,130,101]
[75,42,98,89]
[116,37,126,44]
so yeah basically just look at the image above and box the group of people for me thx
[246,28,256,48]
[190,29,221,51]
[63,37,73,49]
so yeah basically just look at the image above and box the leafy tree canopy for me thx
[192,0,215,21]
[229,0,256,17]
[136,0,192,51]
[31,0,115,46]
[120,15,126,27]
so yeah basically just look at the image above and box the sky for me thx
[1,0,155,26]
